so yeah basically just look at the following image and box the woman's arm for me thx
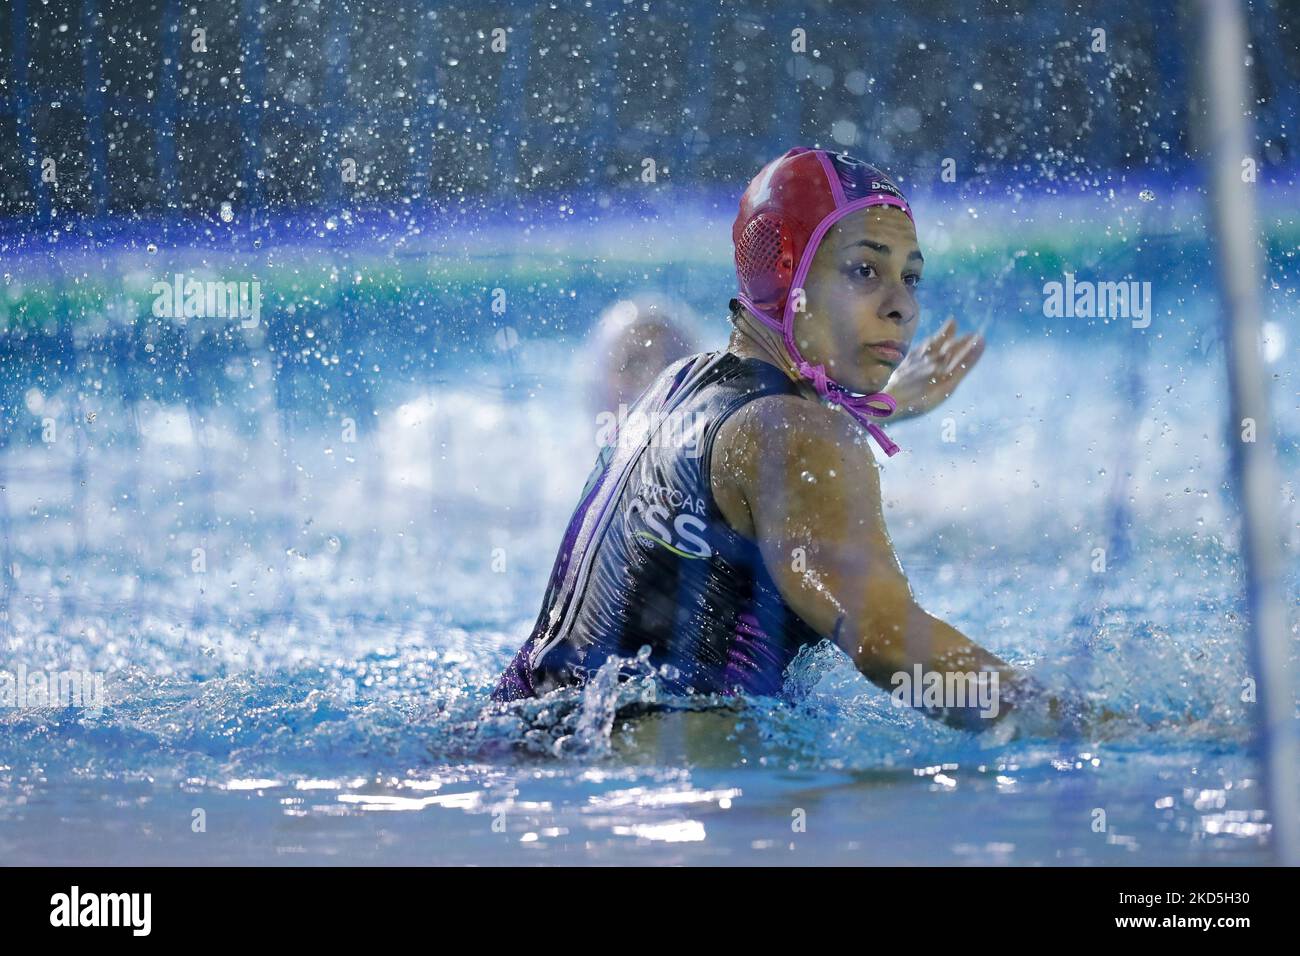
[711,391,1044,731]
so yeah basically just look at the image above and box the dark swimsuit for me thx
[491,351,823,702]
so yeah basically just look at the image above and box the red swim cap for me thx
[733,147,913,328]
[731,147,914,457]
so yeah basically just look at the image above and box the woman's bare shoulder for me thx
[710,394,882,534]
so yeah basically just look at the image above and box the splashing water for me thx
[1,195,1296,865]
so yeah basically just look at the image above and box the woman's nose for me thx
[880,288,917,326]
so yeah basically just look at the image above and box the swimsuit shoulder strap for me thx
[697,354,801,509]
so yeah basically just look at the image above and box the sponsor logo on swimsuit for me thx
[594,404,708,458]
[628,483,712,559]
[1042,272,1152,329]
[890,665,1001,719]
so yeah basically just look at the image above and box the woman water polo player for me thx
[493,147,1094,734]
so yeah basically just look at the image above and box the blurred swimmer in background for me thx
[585,293,703,417]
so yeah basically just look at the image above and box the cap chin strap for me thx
[791,359,899,457]
[734,293,900,458]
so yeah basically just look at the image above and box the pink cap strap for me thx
[795,360,900,457]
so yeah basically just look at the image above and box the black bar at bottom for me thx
[0,865,1283,939]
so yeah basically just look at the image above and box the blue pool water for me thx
[1,191,1297,865]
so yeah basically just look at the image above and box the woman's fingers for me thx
[945,333,984,373]
[920,318,956,356]
[931,318,956,351]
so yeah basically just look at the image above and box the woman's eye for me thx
[854,265,876,279]
[904,274,922,288]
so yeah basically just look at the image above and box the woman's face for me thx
[793,206,923,395]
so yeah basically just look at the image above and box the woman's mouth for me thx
[864,341,908,365]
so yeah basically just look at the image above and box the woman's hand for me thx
[995,687,1133,742]
[883,318,985,420]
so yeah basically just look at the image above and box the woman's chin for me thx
[844,372,892,396]
[817,359,890,396]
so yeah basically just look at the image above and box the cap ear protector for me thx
[731,147,915,457]
[735,213,794,308]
